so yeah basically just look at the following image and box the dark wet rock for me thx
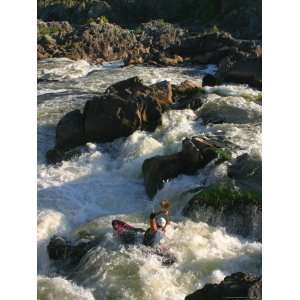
[185,272,262,300]
[46,77,176,163]
[181,137,218,172]
[171,94,205,111]
[169,31,261,88]
[87,1,112,19]
[56,110,85,151]
[217,54,262,89]
[142,136,221,198]
[143,153,184,198]
[202,74,218,87]
[84,94,142,143]
[105,76,149,98]
[106,76,173,107]
[47,235,99,269]
[46,147,82,165]
[83,78,171,143]
[228,153,262,194]
[172,32,238,58]
[182,183,262,240]
[139,96,163,132]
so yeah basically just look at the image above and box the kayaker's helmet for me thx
[156,216,167,228]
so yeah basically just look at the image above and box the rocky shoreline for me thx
[38,20,261,89]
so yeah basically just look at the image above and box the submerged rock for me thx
[47,235,99,270]
[202,74,218,87]
[182,183,262,240]
[228,153,262,194]
[198,96,262,124]
[185,272,262,300]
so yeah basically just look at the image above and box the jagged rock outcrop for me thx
[170,31,261,88]
[38,20,138,63]
[143,136,224,198]
[185,272,262,300]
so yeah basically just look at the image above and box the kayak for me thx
[112,219,176,266]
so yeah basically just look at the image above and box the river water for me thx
[37,58,262,300]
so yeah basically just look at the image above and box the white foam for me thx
[38,276,95,300]
[67,218,261,300]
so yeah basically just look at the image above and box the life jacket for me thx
[143,228,164,247]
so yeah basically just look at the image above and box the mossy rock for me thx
[187,183,261,210]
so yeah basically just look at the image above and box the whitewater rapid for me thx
[37,59,261,300]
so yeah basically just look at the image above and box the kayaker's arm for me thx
[149,212,158,232]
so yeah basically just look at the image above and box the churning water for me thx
[37,59,261,300]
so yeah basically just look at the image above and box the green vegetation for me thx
[38,0,90,8]
[38,24,62,36]
[191,183,261,209]
[211,24,220,33]
[82,15,109,25]
[242,93,262,104]
[99,15,109,25]
[215,148,232,162]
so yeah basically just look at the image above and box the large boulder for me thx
[185,272,261,300]
[182,183,262,240]
[142,136,221,198]
[83,94,142,143]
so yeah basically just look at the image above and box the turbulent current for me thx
[37,58,262,300]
